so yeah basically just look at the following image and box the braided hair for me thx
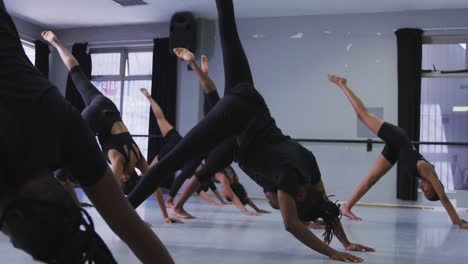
[297,190,342,244]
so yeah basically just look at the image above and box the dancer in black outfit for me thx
[42,31,180,224]
[168,48,269,217]
[328,74,468,228]
[0,2,173,263]
[142,53,229,218]
[129,0,373,261]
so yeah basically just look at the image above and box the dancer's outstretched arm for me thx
[42,31,78,71]
[140,88,173,137]
[328,74,384,134]
[418,164,468,228]
[278,190,370,263]
[83,169,174,264]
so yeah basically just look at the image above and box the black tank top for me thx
[99,132,141,166]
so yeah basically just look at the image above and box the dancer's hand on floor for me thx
[329,250,363,263]
[243,211,259,216]
[165,217,184,224]
[256,208,270,214]
[346,243,375,252]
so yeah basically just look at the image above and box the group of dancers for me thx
[0,0,466,263]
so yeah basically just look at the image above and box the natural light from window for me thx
[21,40,35,65]
[91,48,153,159]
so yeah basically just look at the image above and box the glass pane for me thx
[91,53,121,76]
[133,137,149,161]
[22,43,35,65]
[420,78,468,190]
[122,80,152,156]
[91,80,122,111]
[126,52,153,76]
[422,44,466,71]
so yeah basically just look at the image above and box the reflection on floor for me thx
[1,193,468,264]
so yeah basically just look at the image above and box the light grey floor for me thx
[2,193,468,264]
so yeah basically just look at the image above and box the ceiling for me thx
[6,0,468,29]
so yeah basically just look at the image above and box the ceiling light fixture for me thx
[453,106,468,112]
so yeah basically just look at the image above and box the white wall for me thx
[48,9,468,207]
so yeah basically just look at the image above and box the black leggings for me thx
[168,160,199,197]
[168,89,224,198]
[69,66,104,106]
[128,0,259,207]
[70,66,120,135]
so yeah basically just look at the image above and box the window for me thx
[21,39,35,65]
[91,47,153,159]
[421,36,468,191]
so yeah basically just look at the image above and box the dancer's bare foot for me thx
[171,206,196,219]
[41,31,58,44]
[201,55,209,73]
[165,197,175,208]
[328,74,347,87]
[173,48,195,64]
[341,206,362,221]
[140,88,151,98]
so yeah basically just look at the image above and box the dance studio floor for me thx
[2,193,468,264]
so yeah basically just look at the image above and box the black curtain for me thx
[34,40,50,77]
[65,43,92,112]
[395,28,423,201]
[148,38,178,188]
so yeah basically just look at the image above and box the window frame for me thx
[90,46,153,112]
[422,35,468,78]
[420,35,468,192]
